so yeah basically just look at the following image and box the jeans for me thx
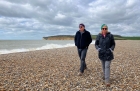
[78,48,88,73]
[101,60,111,83]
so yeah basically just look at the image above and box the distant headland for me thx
[43,35,74,40]
[43,35,140,40]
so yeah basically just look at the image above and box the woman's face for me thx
[102,26,108,35]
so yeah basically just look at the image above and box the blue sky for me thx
[0,0,140,40]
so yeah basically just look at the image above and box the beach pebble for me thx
[0,40,140,90]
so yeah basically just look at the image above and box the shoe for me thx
[106,83,111,87]
[102,76,105,80]
[78,72,83,76]
[84,67,87,70]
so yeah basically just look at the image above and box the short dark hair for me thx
[79,23,85,27]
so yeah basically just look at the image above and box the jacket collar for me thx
[99,32,111,38]
[79,29,86,33]
[99,32,110,35]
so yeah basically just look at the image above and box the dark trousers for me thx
[78,48,88,73]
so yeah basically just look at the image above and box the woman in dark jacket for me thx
[95,24,115,87]
[75,23,92,76]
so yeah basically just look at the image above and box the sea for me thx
[0,40,95,54]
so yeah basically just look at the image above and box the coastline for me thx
[0,40,140,90]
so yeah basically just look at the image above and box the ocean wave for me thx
[0,43,75,54]
[0,41,95,54]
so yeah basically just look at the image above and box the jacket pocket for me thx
[98,49,105,60]
[106,49,113,60]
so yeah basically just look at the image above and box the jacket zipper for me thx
[80,33,82,49]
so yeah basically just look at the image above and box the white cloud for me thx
[0,0,140,39]
[126,0,136,7]
[54,13,66,20]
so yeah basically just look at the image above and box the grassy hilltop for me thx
[43,35,140,40]
[91,35,140,40]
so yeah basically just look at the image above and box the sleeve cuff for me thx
[109,48,113,52]
[97,48,101,51]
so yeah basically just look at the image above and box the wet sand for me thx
[0,40,140,90]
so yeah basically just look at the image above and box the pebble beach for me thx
[0,40,140,91]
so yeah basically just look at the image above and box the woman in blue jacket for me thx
[74,23,92,76]
[95,24,115,87]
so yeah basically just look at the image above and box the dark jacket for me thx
[74,29,92,49]
[95,32,115,61]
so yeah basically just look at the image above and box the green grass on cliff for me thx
[91,35,140,40]
[44,35,140,40]
[121,37,140,40]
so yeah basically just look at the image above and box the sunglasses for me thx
[102,28,107,30]
[79,26,83,28]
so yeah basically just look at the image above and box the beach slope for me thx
[0,40,140,90]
